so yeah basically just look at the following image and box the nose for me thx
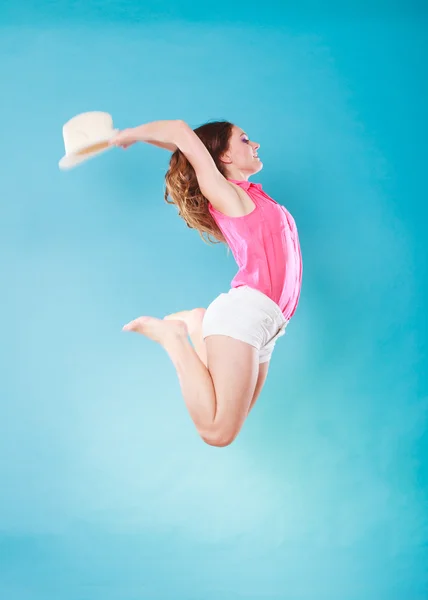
[252,141,260,150]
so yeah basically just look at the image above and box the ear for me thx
[219,150,232,164]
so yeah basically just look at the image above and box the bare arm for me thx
[148,140,177,152]
[111,120,242,214]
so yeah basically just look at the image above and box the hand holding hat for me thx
[59,111,119,170]
[108,128,141,150]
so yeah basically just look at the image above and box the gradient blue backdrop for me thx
[1,1,427,599]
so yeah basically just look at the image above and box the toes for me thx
[122,317,148,332]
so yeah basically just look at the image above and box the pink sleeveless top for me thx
[208,179,303,320]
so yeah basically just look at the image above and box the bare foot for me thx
[122,316,188,345]
[164,308,206,336]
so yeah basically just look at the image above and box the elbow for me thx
[173,119,188,133]
[172,119,192,146]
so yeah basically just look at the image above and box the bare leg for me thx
[123,315,259,446]
[248,362,269,414]
[165,307,269,414]
[164,308,207,366]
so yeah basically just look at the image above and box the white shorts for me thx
[202,286,288,363]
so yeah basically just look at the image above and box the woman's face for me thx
[222,126,262,177]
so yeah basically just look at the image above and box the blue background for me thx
[1,1,427,598]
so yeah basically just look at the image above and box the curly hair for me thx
[164,120,234,244]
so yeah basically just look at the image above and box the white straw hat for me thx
[58,111,118,170]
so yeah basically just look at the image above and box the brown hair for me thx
[164,120,234,244]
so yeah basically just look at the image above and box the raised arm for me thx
[110,120,241,214]
[148,140,178,152]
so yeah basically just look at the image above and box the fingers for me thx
[109,135,124,147]
[109,129,135,149]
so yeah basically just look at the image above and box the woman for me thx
[110,120,302,447]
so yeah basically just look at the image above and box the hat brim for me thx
[58,130,119,170]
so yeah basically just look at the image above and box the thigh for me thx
[247,361,269,415]
[204,334,259,440]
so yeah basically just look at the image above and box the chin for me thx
[244,160,263,178]
[252,160,263,174]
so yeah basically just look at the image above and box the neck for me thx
[224,167,251,181]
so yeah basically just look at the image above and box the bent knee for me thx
[200,428,239,448]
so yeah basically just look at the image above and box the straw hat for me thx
[58,111,118,170]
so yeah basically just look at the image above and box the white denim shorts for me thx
[202,286,288,363]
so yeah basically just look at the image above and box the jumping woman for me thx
[110,120,302,447]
